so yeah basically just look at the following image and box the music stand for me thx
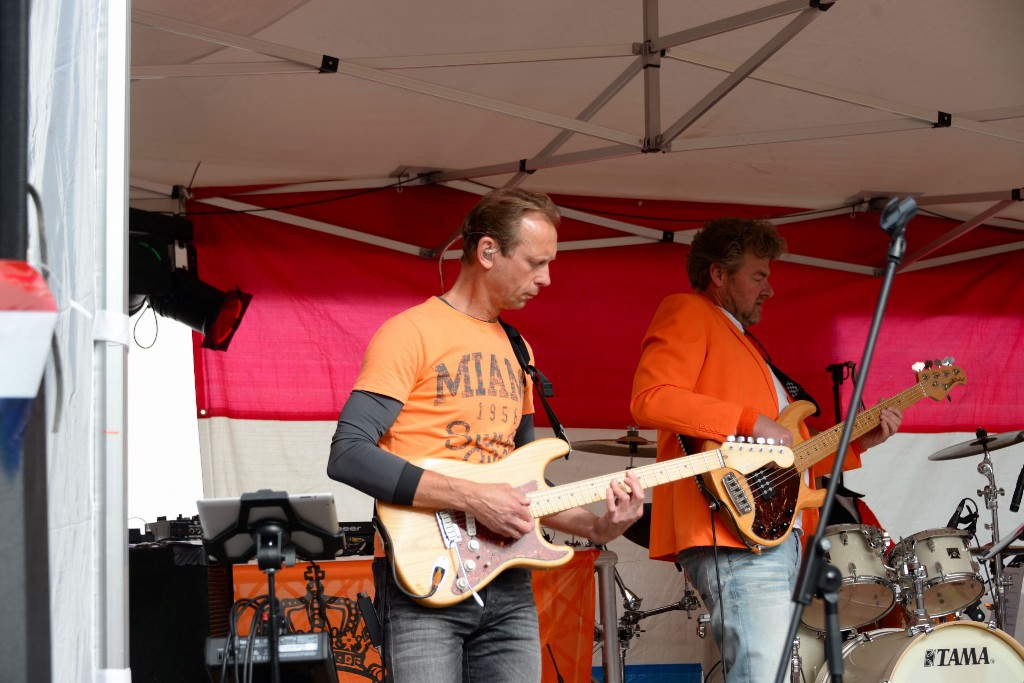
[198,490,346,683]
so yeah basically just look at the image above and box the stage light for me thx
[129,209,252,351]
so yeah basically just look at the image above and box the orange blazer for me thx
[630,293,859,560]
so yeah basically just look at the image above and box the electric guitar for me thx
[696,362,966,552]
[375,436,793,607]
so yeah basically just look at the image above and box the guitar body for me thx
[375,439,574,608]
[696,362,965,551]
[696,400,823,552]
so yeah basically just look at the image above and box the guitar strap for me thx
[498,318,570,446]
[744,329,820,416]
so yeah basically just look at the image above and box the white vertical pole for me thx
[97,0,131,678]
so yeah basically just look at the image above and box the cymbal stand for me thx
[975,432,1007,629]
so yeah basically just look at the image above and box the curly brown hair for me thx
[686,217,786,291]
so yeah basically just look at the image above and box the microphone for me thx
[946,498,967,529]
[1010,463,1024,513]
[880,196,918,235]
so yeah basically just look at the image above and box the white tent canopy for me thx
[23,2,1024,681]
[129,0,1024,251]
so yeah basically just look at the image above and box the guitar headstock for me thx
[913,358,966,401]
[722,436,795,470]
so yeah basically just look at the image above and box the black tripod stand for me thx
[200,490,346,683]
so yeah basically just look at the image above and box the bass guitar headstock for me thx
[913,357,966,401]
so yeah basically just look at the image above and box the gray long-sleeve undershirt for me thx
[327,389,535,506]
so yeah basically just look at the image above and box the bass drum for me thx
[815,621,1024,682]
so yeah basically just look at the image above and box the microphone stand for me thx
[773,197,917,683]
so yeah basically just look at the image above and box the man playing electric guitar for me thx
[328,189,644,683]
[631,217,903,683]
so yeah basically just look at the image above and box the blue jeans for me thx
[375,560,541,683]
[678,534,801,683]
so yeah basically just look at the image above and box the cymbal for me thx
[574,434,657,458]
[928,430,1024,461]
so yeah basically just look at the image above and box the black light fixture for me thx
[129,208,252,351]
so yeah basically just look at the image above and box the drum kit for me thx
[791,427,1024,682]
[576,427,1024,683]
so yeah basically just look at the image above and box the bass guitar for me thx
[376,436,793,607]
[696,362,966,551]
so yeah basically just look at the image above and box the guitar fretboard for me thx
[527,449,725,518]
[794,384,925,472]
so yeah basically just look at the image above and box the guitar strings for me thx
[530,449,728,516]
[732,386,922,518]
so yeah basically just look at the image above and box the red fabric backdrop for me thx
[187,186,1024,434]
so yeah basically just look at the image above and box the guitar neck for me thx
[794,384,924,472]
[527,449,724,518]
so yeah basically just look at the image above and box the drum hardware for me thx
[973,428,1007,630]
[598,561,703,674]
[619,588,700,648]
[927,427,1024,631]
[899,556,936,635]
[789,639,801,683]
[696,612,710,639]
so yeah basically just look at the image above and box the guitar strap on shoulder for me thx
[744,329,821,417]
[498,318,570,446]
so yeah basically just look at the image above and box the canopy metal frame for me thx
[130,1,1024,274]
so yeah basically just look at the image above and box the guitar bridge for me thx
[722,473,752,515]
[436,510,463,548]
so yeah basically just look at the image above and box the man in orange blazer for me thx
[630,217,902,682]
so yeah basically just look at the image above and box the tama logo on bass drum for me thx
[924,646,991,667]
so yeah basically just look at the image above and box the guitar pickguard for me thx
[440,501,569,601]
[743,464,800,541]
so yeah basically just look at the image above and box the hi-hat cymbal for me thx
[928,430,1024,461]
[574,434,657,458]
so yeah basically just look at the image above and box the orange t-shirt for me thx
[353,296,535,464]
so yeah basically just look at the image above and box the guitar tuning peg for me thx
[755,437,766,445]
[942,356,954,366]
[923,360,933,369]
[726,435,736,442]
[932,359,943,368]
[911,361,925,373]
[766,438,776,446]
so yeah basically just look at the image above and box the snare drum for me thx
[887,527,984,617]
[815,621,1024,682]
[802,524,897,631]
